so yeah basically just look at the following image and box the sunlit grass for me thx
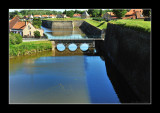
[9,41,52,57]
[85,19,107,30]
[108,19,151,33]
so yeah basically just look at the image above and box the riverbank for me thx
[9,41,52,57]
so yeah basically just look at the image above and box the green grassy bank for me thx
[9,41,52,57]
[108,19,151,33]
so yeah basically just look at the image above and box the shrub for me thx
[14,33,22,44]
[34,31,40,38]
[9,33,22,45]
[9,33,16,45]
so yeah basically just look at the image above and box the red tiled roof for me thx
[49,14,56,17]
[42,15,49,17]
[125,9,143,16]
[34,15,41,17]
[9,16,21,29]
[73,14,81,17]
[12,21,29,29]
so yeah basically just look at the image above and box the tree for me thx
[34,31,40,38]
[32,18,42,28]
[99,9,102,17]
[143,9,151,17]
[63,10,67,14]
[112,9,127,19]
[66,10,74,17]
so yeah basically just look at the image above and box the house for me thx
[102,12,117,21]
[81,11,90,19]
[9,16,44,37]
[33,15,41,18]
[73,14,81,18]
[123,9,144,19]
[49,14,57,18]
[41,15,49,18]
[28,14,33,19]
[57,14,67,18]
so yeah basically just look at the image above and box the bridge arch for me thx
[68,43,77,51]
[80,43,89,51]
[56,43,66,51]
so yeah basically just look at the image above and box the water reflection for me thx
[9,51,120,104]
[42,27,88,39]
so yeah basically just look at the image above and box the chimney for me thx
[25,21,27,26]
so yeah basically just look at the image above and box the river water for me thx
[9,50,120,104]
[9,26,120,104]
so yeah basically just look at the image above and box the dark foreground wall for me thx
[103,23,151,103]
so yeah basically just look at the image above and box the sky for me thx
[9,9,89,12]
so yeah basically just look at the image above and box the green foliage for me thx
[66,10,74,17]
[112,9,127,19]
[14,33,23,44]
[143,9,151,17]
[9,41,52,56]
[32,18,42,28]
[85,19,108,30]
[92,17,105,21]
[9,33,22,45]
[34,31,40,38]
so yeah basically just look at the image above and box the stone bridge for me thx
[49,38,103,52]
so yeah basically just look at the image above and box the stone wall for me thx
[52,21,73,28]
[42,20,52,29]
[42,20,73,29]
[79,21,102,38]
[73,20,84,28]
[102,23,151,103]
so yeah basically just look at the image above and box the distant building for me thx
[81,11,90,19]
[103,9,144,20]
[28,14,33,19]
[123,9,144,19]
[73,14,81,18]
[57,14,67,18]
[9,16,44,37]
[102,12,117,21]
[49,14,57,18]
[33,15,41,18]
[41,15,49,18]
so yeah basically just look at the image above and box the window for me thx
[28,25,31,30]
[29,31,31,36]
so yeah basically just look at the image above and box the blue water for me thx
[9,55,120,104]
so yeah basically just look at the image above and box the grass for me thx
[84,19,108,30]
[108,19,151,33]
[9,41,52,57]
[43,17,151,33]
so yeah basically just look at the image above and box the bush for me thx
[34,31,40,38]
[9,33,22,45]
[9,34,16,45]
[14,33,22,44]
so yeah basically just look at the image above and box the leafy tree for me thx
[66,10,74,17]
[143,9,151,17]
[34,31,40,38]
[99,9,102,17]
[112,9,127,19]
[63,10,67,14]
[32,18,42,28]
